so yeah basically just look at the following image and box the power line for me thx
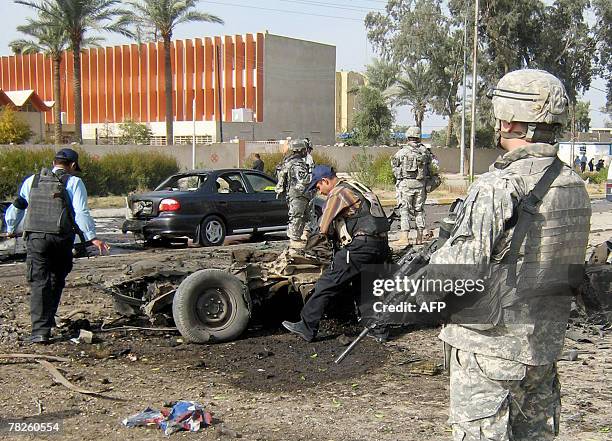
[275,0,384,13]
[203,1,366,22]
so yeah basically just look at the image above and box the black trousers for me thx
[26,233,74,337]
[300,237,389,334]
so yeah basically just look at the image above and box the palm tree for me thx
[127,0,223,145]
[386,63,433,132]
[10,15,68,144]
[16,0,133,144]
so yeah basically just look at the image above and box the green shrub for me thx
[97,151,179,195]
[0,107,33,144]
[349,149,394,189]
[118,119,152,145]
[581,167,608,184]
[311,151,338,170]
[244,151,338,178]
[0,148,179,198]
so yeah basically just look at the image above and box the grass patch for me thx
[88,195,127,209]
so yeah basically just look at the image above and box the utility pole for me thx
[192,98,196,169]
[460,2,469,176]
[215,45,224,142]
[469,0,479,181]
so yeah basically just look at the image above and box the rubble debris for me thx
[122,400,212,436]
[0,353,70,362]
[405,360,442,376]
[78,329,94,344]
[36,360,116,398]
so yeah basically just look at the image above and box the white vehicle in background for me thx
[0,202,26,260]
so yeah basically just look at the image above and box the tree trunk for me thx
[445,111,454,148]
[52,55,62,144]
[164,37,173,145]
[73,43,82,144]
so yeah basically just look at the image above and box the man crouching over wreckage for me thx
[282,165,390,342]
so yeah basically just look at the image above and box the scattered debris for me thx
[405,360,442,376]
[0,353,70,362]
[79,329,94,344]
[36,360,116,398]
[122,400,212,436]
[35,399,44,415]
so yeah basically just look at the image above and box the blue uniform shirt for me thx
[5,167,97,241]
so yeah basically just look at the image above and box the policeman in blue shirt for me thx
[4,148,109,344]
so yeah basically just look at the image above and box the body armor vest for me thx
[397,143,427,180]
[334,180,390,245]
[445,153,591,364]
[23,168,74,235]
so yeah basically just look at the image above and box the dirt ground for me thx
[0,239,610,441]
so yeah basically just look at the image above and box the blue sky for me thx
[1,0,608,130]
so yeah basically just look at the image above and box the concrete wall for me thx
[0,144,501,175]
[262,34,336,145]
[315,146,501,174]
[19,111,45,142]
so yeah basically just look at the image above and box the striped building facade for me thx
[0,33,336,144]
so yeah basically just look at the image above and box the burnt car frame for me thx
[122,169,293,246]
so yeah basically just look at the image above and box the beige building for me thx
[0,89,53,142]
[335,71,366,134]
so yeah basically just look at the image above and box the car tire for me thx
[172,269,251,343]
[199,215,226,246]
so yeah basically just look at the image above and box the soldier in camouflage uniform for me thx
[275,140,315,249]
[429,69,591,440]
[391,126,430,245]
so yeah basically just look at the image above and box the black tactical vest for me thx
[341,181,390,237]
[23,168,74,235]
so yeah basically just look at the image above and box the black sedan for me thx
[122,169,291,246]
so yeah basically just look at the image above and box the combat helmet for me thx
[489,69,569,126]
[289,139,307,152]
[405,126,421,139]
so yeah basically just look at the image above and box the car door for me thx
[242,171,289,228]
[208,172,262,233]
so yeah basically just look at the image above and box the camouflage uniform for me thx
[275,141,314,242]
[392,139,429,232]
[429,70,591,440]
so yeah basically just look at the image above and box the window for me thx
[156,174,207,191]
[244,172,276,193]
[215,173,247,193]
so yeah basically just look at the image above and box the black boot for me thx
[282,320,315,342]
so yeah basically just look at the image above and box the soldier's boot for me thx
[288,239,306,255]
[415,229,424,245]
[393,231,411,246]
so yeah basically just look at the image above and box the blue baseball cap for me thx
[54,148,81,171]
[307,165,336,191]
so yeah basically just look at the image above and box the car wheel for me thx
[200,215,226,246]
[172,269,251,343]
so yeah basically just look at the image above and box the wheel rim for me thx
[205,220,223,243]
[195,288,233,330]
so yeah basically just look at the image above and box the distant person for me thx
[596,158,605,172]
[580,152,587,173]
[252,153,264,172]
[588,158,594,172]
[574,155,581,171]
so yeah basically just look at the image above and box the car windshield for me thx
[156,174,208,192]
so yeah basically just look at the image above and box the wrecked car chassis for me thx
[101,248,328,343]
